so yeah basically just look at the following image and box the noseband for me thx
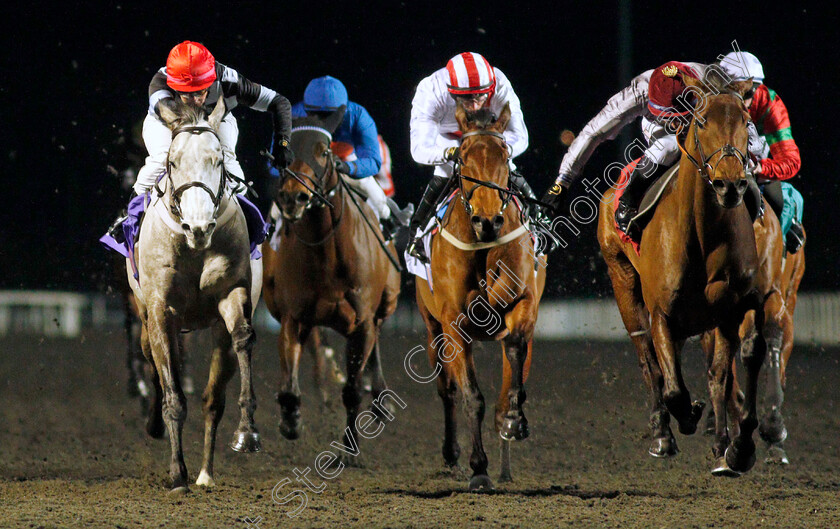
[155,125,227,222]
[678,110,748,186]
[454,130,514,217]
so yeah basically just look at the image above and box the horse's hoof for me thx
[169,486,190,495]
[195,469,215,488]
[648,435,679,458]
[765,445,790,465]
[230,431,262,453]
[677,400,706,435]
[145,417,165,439]
[500,415,529,441]
[711,456,742,478]
[279,420,301,441]
[468,474,495,491]
[759,418,788,445]
[725,443,756,474]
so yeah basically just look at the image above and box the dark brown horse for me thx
[262,108,401,450]
[702,228,805,465]
[415,103,546,490]
[598,78,767,476]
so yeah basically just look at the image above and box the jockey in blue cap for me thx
[269,75,412,239]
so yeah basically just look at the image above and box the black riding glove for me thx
[272,137,294,170]
[334,159,352,175]
[540,182,567,218]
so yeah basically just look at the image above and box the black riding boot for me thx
[509,172,543,221]
[615,156,660,238]
[786,218,805,254]
[407,175,450,263]
[108,211,129,244]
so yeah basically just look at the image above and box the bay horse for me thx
[415,103,546,490]
[127,98,263,492]
[262,108,400,449]
[702,229,805,465]
[597,77,766,476]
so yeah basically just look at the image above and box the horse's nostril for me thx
[737,179,748,191]
[471,215,482,226]
[181,223,190,231]
[295,192,308,204]
[493,215,504,228]
[712,180,727,192]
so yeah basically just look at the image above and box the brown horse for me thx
[262,108,401,449]
[598,78,767,476]
[415,103,546,490]
[702,230,805,465]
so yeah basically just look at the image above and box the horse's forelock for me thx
[466,108,496,129]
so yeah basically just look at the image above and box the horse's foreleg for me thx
[278,317,308,440]
[499,334,530,443]
[760,292,789,464]
[141,322,165,439]
[607,261,676,456]
[146,308,189,491]
[307,328,329,405]
[709,323,739,476]
[197,322,236,487]
[218,287,260,453]
[727,298,766,474]
[651,310,704,435]
[339,320,377,466]
[179,331,195,396]
[367,325,394,423]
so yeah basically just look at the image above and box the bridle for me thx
[453,130,516,219]
[275,126,345,246]
[155,125,227,222]
[676,99,748,186]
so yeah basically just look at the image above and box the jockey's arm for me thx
[754,89,801,181]
[409,76,449,166]
[346,104,383,178]
[228,67,292,142]
[554,71,650,188]
[491,69,529,159]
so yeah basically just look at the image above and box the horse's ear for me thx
[683,75,704,91]
[491,103,511,133]
[157,99,180,129]
[729,79,754,98]
[208,97,226,130]
[323,105,347,134]
[455,101,469,132]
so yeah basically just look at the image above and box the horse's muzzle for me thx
[181,220,216,249]
[278,190,311,221]
[711,178,748,209]
[471,214,505,242]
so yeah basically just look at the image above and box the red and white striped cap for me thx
[445,52,496,96]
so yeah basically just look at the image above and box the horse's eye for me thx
[170,161,177,169]
[696,120,705,130]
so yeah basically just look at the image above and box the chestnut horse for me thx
[128,99,263,492]
[262,108,400,449]
[598,78,767,476]
[415,103,546,490]
[702,230,805,465]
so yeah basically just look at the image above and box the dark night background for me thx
[3,2,837,298]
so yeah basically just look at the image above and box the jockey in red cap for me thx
[406,52,536,263]
[107,41,294,244]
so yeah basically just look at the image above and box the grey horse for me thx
[127,98,262,492]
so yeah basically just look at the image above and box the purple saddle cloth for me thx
[100,193,268,280]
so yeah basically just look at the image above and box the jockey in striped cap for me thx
[407,52,536,263]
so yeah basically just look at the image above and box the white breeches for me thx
[134,112,245,194]
[342,175,390,219]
